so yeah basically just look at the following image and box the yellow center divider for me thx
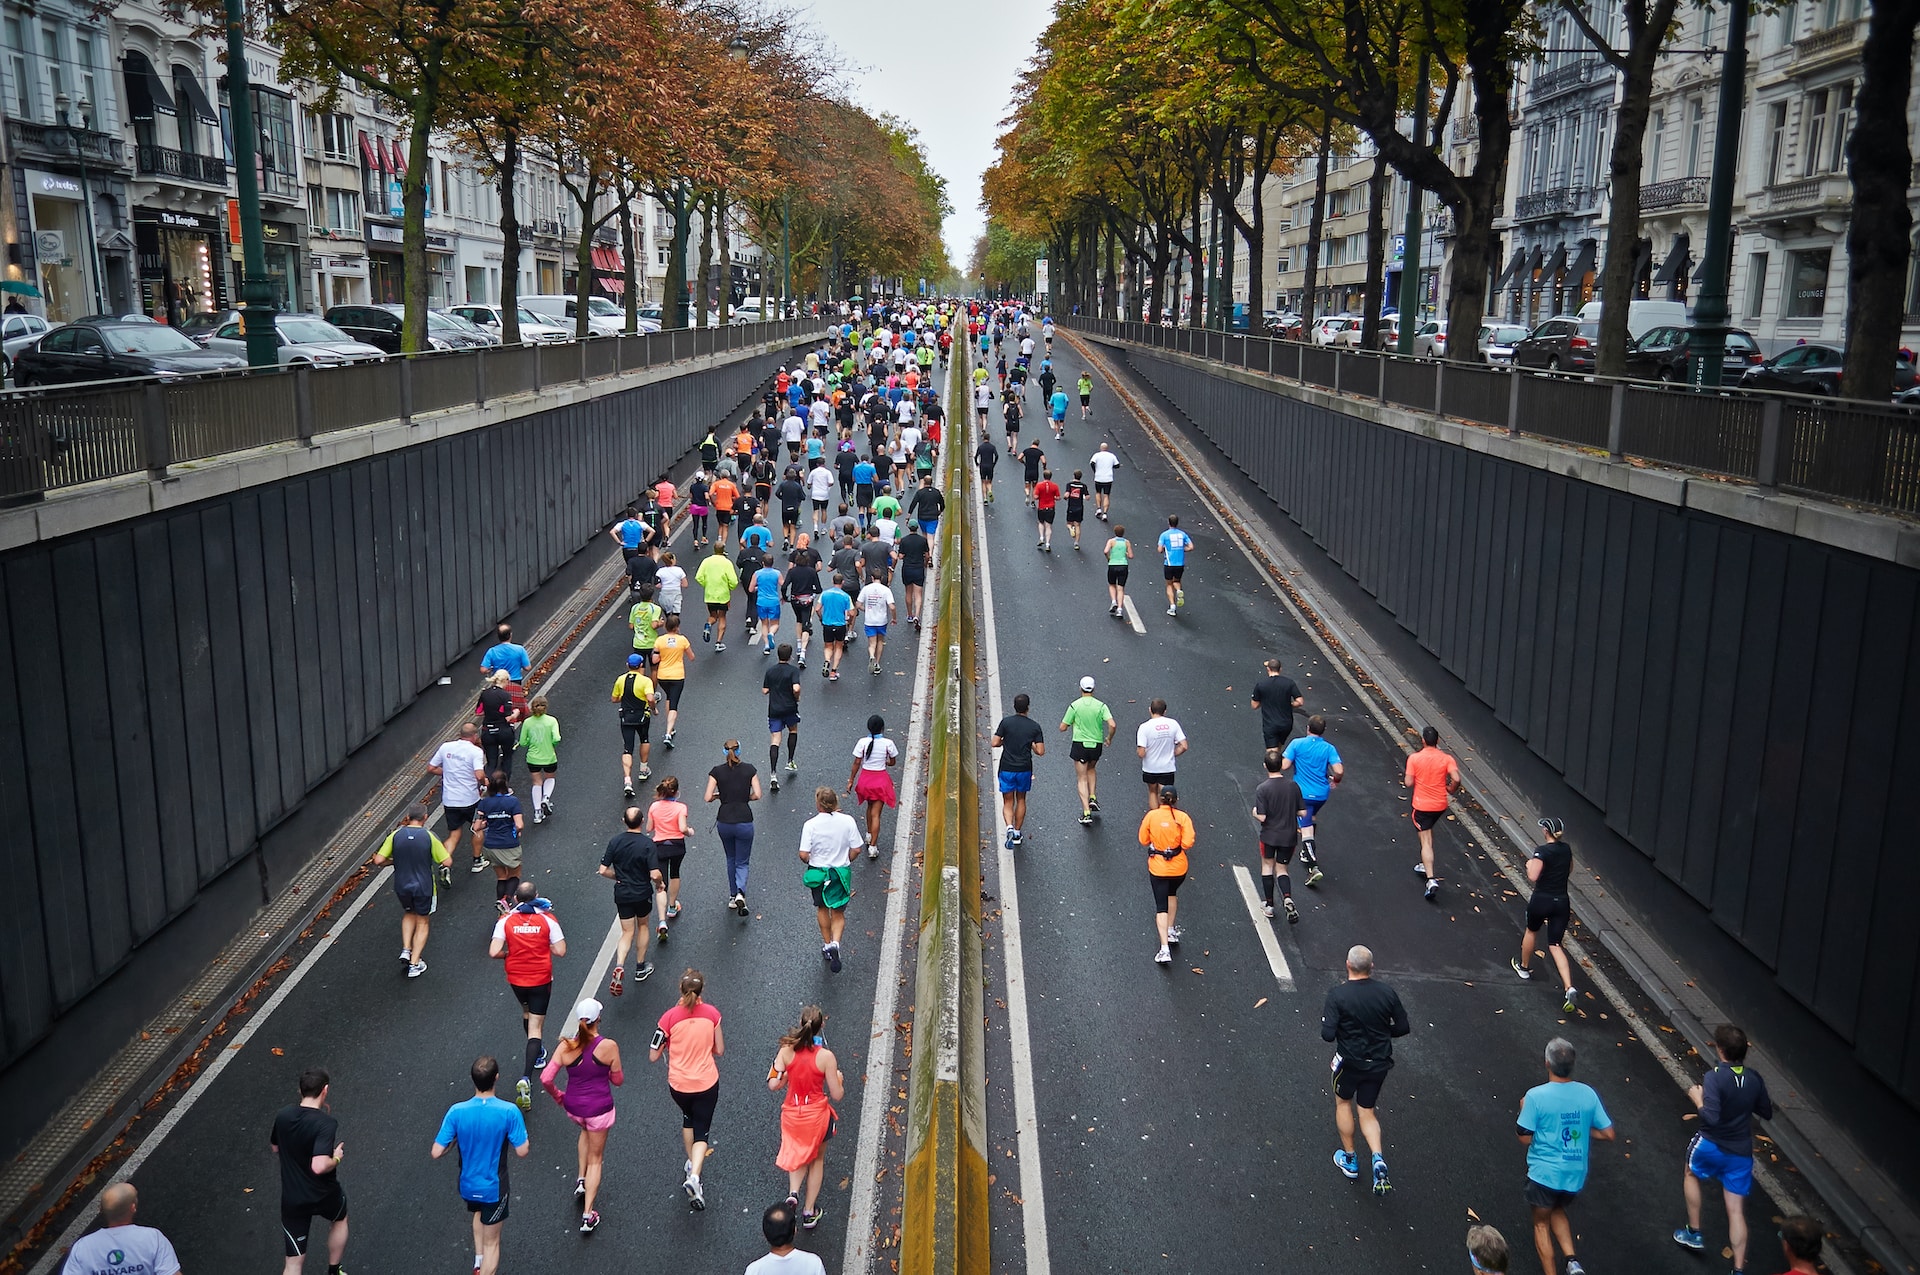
[900,337,990,1275]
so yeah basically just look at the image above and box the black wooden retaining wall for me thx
[1112,344,1920,1109]
[0,348,789,1068]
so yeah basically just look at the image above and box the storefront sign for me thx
[136,207,223,233]
[368,224,403,244]
[326,255,366,273]
[32,172,83,199]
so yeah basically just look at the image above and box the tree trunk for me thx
[663,185,687,330]
[1301,116,1333,332]
[1246,163,1266,325]
[570,175,599,340]
[1103,221,1119,319]
[715,190,732,325]
[620,194,638,333]
[1590,1,1676,377]
[401,100,437,353]
[1840,0,1920,399]
[1437,2,1515,362]
[496,131,522,345]
[695,191,713,328]
[1149,221,1171,324]
[1362,155,1391,347]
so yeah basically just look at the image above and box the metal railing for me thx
[1640,176,1711,211]
[1063,315,1920,518]
[0,318,821,505]
[134,145,228,185]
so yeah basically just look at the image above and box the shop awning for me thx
[600,275,626,295]
[171,66,219,127]
[1527,243,1545,281]
[121,51,176,122]
[1652,232,1690,286]
[1569,238,1598,280]
[1631,238,1652,285]
[360,131,383,175]
[1543,242,1568,281]
[1495,251,1524,291]
[388,138,408,179]
[591,245,623,275]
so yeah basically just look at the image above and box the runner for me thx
[609,504,647,564]
[858,571,896,675]
[1281,715,1343,886]
[372,806,449,977]
[763,644,803,791]
[472,771,526,911]
[974,379,994,435]
[991,694,1046,847]
[1250,656,1304,751]
[652,969,724,1211]
[798,787,862,971]
[1078,370,1094,420]
[705,741,763,915]
[1157,514,1193,615]
[271,1068,348,1275]
[430,1057,529,1275]
[776,467,806,550]
[695,541,739,652]
[806,462,835,539]
[1063,470,1090,549]
[710,469,739,550]
[610,656,659,796]
[490,881,565,1112]
[1059,676,1117,825]
[783,550,820,670]
[974,432,999,504]
[429,723,489,876]
[1103,524,1134,619]
[480,623,530,685]
[647,777,692,943]
[818,572,854,682]
[476,670,520,785]
[1510,817,1578,1012]
[57,1185,179,1275]
[517,696,560,823]
[852,453,877,524]
[1135,698,1188,811]
[1089,442,1119,520]
[599,806,662,994]
[651,614,693,747]
[907,473,945,536]
[1405,726,1462,901]
[1518,1039,1615,1275]
[538,1000,622,1233]
[1048,384,1070,441]
[1003,393,1022,455]
[1251,748,1307,923]
[768,1007,845,1231]
[1020,438,1046,505]
[1033,468,1060,551]
[1138,786,1195,965]
[1673,1024,1774,1273]
[1322,944,1410,1196]
[751,553,784,656]
[846,714,898,861]
[896,521,931,628]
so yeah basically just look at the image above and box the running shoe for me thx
[1167,925,1183,944]
[1176,587,1185,607]
[1004,827,1017,849]
[1333,1149,1359,1179]
[1166,606,1177,616]
[1424,879,1440,902]
[714,642,727,652]
[868,841,879,860]
[1087,798,1100,813]
[731,892,746,913]
[408,960,427,978]
[870,661,881,674]
[534,1046,548,1069]
[828,944,843,973]
[658,923,669,944]
[663,731,676,748]
[785,1192,800,1212]
[514,1077,532,1112]
[770,777,781,794]
[1263,901,1275,919]
[822,665,831,678]
[1510,957,1532,981]
[703,621,712,642]
[1672,1227,1704,1252]
[580,1211,600,1233]
[1284,898,1300,924]
[637,765,652,781]
[829,669,839,681]
[609,965,625,997]
[1305,867,1325,887]
[822,945,834,967]
[1372,1157,1392,1195]
[470,857,486,874]
[635,961,654,981]
[1154,945,1171,964]
[686,1175,706,1211]
[1563,990,1578,1014]
[575,1177,587,1200]
[1078,810,1094,826]
[796,656,806,669]
[1073,541,1081,550]
[786,760,799,772]
[1565,1262,1586,1275]
[623,783,636,799]
[801,1206,825,1230]
[531,807,543,825]
[400,948,412,963]
[495,896,514,916]
[1413,862,1428,876]
[541,800,554,819]
[1008,828,1023,845]
[666,901,681,918]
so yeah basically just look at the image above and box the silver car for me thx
[1479,322,1531,365]
[205,313,386,366]
[1,311,53,380]
[448,304,572,344]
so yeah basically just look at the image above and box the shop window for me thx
[1786,248,1830,317]
[1748,252,1770,318]
[6,18,30,122]
[327,189,360,234]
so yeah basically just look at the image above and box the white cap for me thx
[1079,676,1096,692]
[575,997,604,1023]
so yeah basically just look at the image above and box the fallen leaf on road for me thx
[270,1047,284,1056]
[1253,997,1268,1009]
[1191,968,1204,974]
[1466,1207,1480,1221]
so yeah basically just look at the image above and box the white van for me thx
[1577,300,1687,340]
[520,293,630,337]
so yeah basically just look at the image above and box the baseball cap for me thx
[1079,676,1096,692]
[1538,816,1566,836]
[575,997,603,1023]
[628,653,643,668]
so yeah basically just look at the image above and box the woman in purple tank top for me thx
[541,997,624,1233]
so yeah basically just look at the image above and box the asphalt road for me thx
[972,333,1793,1274]
[59,403,937,1275]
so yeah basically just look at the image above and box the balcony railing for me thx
[1640,175,1711,211]
[1514,185,1593,221]
[1530,57,1600,102]
[5,119,125,168]
[1793,18,1864,62]
[135,144,228,186]
[1751,174,1852,222]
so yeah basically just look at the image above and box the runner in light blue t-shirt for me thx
[1281,715,1344,886]
[1156,516,1194,616]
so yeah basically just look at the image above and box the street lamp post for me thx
[53,94,106,315]
[223,0,278,368]
[1688,0,1750,388]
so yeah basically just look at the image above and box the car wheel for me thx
[1546,356,1562,373]
[1656,368,1675,384]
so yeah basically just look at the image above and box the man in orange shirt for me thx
[709,472,740,551]
[1404,726,1461,901]
[1138,786,1195,966]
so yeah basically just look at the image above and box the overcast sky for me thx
[793,0,1053,269]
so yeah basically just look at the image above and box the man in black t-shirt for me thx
[1321,945,1410,1194]
[975,436,999,503]
[1063,471,1090,549]
[271,1067,348,1275]
[599,807,663,984]
[1513,816,1577,1011]
[1020,440,1046,505]
[1250,657,1305,750]
[762,645,803,790]
[897,529,930,627]
[1252,748,1307,924]
[776,471,806,547]
[991,693,1047,847]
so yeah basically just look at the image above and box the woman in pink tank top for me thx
[767,1004,845,1231]
[539,998,623,1233]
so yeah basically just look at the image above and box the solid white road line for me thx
[1121,595,1147,635]
[972,417,1054,1275]
[1230,865,1296,990]
[841,367,951,1275]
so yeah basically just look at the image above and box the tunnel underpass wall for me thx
[1106,342,1920,1111]
[0,346,792,1072]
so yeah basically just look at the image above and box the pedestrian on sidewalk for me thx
[1405,726,1462,901]
[431,1057,529,1275]
[1517,1037,1615,1275]
[1467,1224,1510,1273]
[652,969,724,1212]
[768,1006,845,1232]
[472,772,526,910]
[517,697,560,823]
[372,806,449,978]
[428,722,488,877]
[847,715,898,861]
[1775,1217,1823,1274]
[1139,786,1195,966]
[1511,818,1578,1012]
[1135,698,1188,812]
[706,742,762,915]
[992,694,1047,848]
[271,1068,348,1275]
[539,999,622,1234]
[1252,748,1307,924]
[489,882,567,1112]
[599,806,662,995]
[1281,715,1342,885]
[798,787,861,972]
[1673,1024,1774,1273]
[647,777,692,944]
[1321,944,1409,1195]
[1060,676,1117,825]
[612,656,660,796]
[60,1183,179,1275]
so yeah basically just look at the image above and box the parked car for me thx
[1479,322,1530,364]
[1374,315,1403,351]
[1331,318,1365,348]
[177,310,235,345]
[520,293,630,336]
[1510,315,1599,374]
[1622,325,1763,383]
[1411,320,1447,358]
[1308,315,1352,347]
[435,309,500,346]
[1,311,52,379]
[323,305,487,352]
[447,303,572,344]
[1738,342,1919,396]
[1575,299,1689,341]
[10,318,246,386]
[1264,313,1302,339]
[204,313,386,366]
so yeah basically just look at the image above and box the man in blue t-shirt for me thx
[1156,515,1193,616]
[817,572,854,682]
[480,624,531,684]
[752,561,784,654]
[851,458,878,521]
[432,1056,531,1260]
[608,505,646,562]
[1281,714,1344,884]
[1517,1038,1615,1275]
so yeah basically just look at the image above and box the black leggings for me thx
[482,729,514,778]
[1150,872,1186,913]
[690,511,709,539]
[672,1083,719,1143]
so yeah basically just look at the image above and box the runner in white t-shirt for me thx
[797,787,864,971]
[857,576,895,674]
[805,465,836,537]
[1134,698,1188,810]
[1088,443,1120,522]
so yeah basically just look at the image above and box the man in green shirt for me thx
[872,491,903,522]
[694,542,741,651]
[629,587,663,660]
[1058,675,1117,825]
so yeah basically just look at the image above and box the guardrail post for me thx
[1606,382,1626,458]
[138,381,171,476]
[1266,338,1275,377]
[1378,354,1388,403]
[1756,398,1784,488]
[531,342,543,392]
[474,346,488,408]
[293,363,315,442]
[398,356,414,426]
[577,340,589,384]
[1333,352,1342,396]
[1433,359,1445,416]
[1507,368,1522,437]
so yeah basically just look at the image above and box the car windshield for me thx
[1491,326,1527,344]
[104,326,203,355]
[423,311,462,331]
[516,309,548,327]
[280,319,350,345]
[586,297,622,317]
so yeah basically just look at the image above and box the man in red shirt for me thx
[489,881,568,1110]
[1033,468,1061,553]
[1403,726,1462,901]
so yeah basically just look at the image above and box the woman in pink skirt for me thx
[768,1005,845,1230]
[844,714,899,860]
[540,997,624,1233]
